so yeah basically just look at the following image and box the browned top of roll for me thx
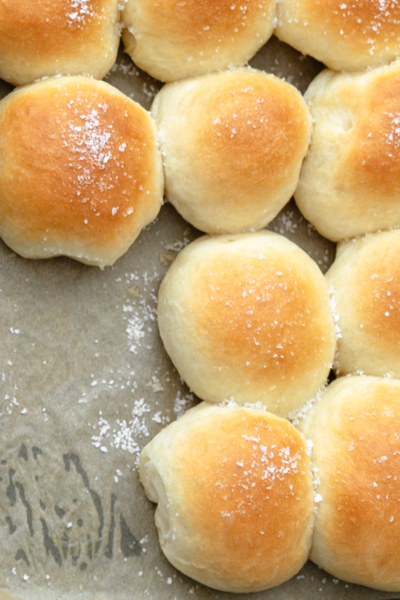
[322,385,400,548]
[190,71,310,200]
[0,77,163,266]
[188,244,329,386]
[295,63,400,242]
[344,70,400,201]
[303,376,400,590]
[353,241,400,351]
[141,403,314,592]
[311,0,400,49]
[326,230,400,378]
[0,0,118,83]
[138,0,273,51]
[158,232,335,415]
[175,409,312,585]
[276,0,400,71]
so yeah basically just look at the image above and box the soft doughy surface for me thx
[122,0,276,82]
[158,232,336,417]
[327,230,400,378]
[151,68,311,234]
[140,402,314,593]
[301,376,400,591]
[275,0,400,72]
[0,0,120,86]
[295,63,400,241]
[0,77,164,268]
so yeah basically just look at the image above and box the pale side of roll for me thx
[0,0,120,86]
[121,0,276,83]
[295,62,400,241]
[158,231,336,417]
[301,376,400,591]
[275,0,400,72]
[140,402,314,593]
[151,68,312,234]
[327,230,400,378]
[0,77,164,268]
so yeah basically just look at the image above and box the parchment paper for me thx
[0,37,398,600]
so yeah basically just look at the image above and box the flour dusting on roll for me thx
[152,68,311,234]
[0,0,120,86]
[158,231,336,417]
[122,0,276,82]
[140,402,314,593]
[0,77,164,268]
[275,0,400,72]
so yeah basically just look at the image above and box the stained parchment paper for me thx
[0,37,398,600]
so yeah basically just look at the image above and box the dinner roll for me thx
[121,0,276,83]
[275,0,400,72]
[327,230,400,378]
[0,77,163,268]
[301,376,400,591]
[140,402,314,593]
[158,232,336,417]
[295,63,400,242]
[0,0,120,86]
[152,68,312,234]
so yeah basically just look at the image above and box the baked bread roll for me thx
[140,402,314,593]
[275,0,400,72]
[121,0,276,83]
[0,0,120,86]
[301,376,400,591]
[327,230,400,378]
[151,68,312,234]
[158,232,336,417]
[295,63,400,242]
[0,77,164,268]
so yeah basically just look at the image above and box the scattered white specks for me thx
[67,0,95,26]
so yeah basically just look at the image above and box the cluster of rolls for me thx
[145,227,400,593]
[2,0,400,87]
[2,0,400,595]
[142,377,400,593]
[1,0,400,267]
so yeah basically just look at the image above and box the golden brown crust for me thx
[122,0,276,82]
[140,403,314,592]
[327,230,400,377]
[0,0,119,85]
[302,377,400,591]
[190,253,328,385]
[276,0,400,71]
[0,77,163,267]
[354,245,400,352]
[198,74,307,207]
[311,0,400,50]
[295,63,400,241]
[196,74,308,185]
[151,69,311,233]
[138,0,272,50]
[158,232,336,416]
[344,71,400,201]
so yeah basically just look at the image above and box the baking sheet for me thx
[0,38,397,600]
